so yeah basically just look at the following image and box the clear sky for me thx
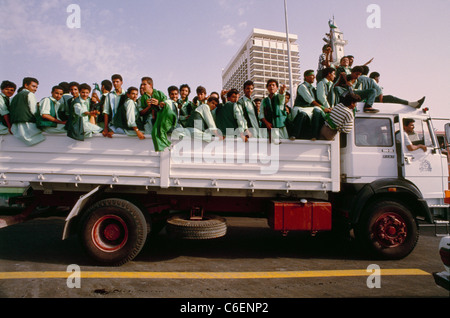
[1,0,449,122]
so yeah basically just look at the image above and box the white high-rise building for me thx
[222,28,301,99]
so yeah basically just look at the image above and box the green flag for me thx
[151,104,177,152]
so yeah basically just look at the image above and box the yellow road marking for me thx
[0,269,430,280]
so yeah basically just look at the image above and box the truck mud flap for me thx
[62,186,102,240]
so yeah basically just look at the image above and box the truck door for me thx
[397,117,445,199]
[352,117,397,180]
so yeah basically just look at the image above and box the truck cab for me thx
[342,103,448,205]
[337,102,449,258]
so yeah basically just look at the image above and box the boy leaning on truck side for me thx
[319,92,361,141]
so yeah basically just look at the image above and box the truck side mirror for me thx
[445,123,450,145]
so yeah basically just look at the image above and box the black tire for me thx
[166,214,227,240]
[357,200,419,260]
[79,198,147,266]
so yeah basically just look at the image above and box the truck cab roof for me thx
[354,102,430,118]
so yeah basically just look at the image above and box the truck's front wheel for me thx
[358,200,419,260]
[79,198,147,266]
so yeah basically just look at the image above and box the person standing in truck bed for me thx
[260,79,288,140]
[237,80,262,139]
[9,77,46,146]
[178,84,194,128]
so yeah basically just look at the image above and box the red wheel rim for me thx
[92,215,128,252]
[372,212,407,248]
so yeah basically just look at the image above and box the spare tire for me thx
[166,214,227,240]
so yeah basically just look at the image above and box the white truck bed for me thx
[0,134,340,195]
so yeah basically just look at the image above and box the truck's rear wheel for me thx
[166,214,227,240]
[79,198,147,266]
[358,200,418,259]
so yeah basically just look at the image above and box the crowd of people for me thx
[288,44,426,140]
[0,48,426,150]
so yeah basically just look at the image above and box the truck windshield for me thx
[355,118,393,147]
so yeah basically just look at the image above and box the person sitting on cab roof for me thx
[335,66,379,113]
[369,72,425,109]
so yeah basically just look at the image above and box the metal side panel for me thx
[0,134,162,187]
[0,135,340,193]
[169,138,340,192]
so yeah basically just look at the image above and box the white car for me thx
[433,235,450,291]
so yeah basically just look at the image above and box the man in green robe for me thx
[138,77,167,135]
[151,102,177,152]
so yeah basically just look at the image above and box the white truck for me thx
[0,102,449,266]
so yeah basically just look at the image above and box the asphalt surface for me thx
[0,214,448,310]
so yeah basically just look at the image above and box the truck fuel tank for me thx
[268,200,332,232]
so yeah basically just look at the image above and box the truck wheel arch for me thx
[350,178,432,226]
[63,188,151,240]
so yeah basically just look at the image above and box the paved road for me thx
[0,215,448,304]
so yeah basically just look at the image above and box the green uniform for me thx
[355,75,382,100]
[37,97,66,133]
[138,89,167,134]
[215,101,246,137]
[316,78,336,109]
[289,82,324,139]
[184,104,220,142]
[0,93,10,135]
[103,89,125,132]
[73,97,102,137]
[237,96,261,138]
[110,96,144,135]
[260,92,288,139]
[10,89,45,146]
[178,98,193,127]
[151,103,177,152]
